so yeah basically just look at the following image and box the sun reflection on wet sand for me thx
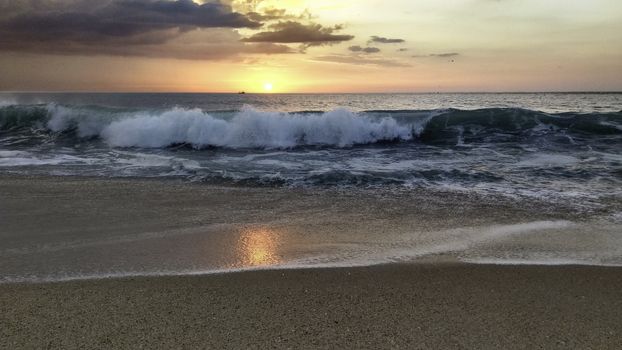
[236,227,282,267]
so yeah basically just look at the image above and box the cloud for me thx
[0,0,308,60]
[231,0,267,13]
[312,55,410,68]
[231,0,313,19]
[413,52,460,58]
[369,36,405,44]
[10,28,295,60]
[0,1,261,40]
[241,21,354,46]
[245,7,313,22]
[247,8,288,21]
[430,52,460,57]
[348,46,380,54]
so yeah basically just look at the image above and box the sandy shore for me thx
[1,175,621,348]
[1,263,622,349]
[4,174,611,281]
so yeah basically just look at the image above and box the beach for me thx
[1,0,621,346]
[3,175,618,282]
[2,264,622,349]
[1,175,622,348]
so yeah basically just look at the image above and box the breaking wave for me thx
[2,105,416,148]
[0,104,621,149]
[1,102,621,204]
[101,107,413,149]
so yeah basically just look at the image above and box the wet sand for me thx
[1,175,621,348]
[3,174,612,282]
[1,263,622,349]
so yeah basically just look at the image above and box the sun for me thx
[263,82,273,92]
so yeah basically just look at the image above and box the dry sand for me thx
[1,263,622,349]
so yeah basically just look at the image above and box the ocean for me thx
[1,92,621,202]
[1,92,622,281]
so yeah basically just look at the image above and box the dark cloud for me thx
[413,52,460,58]
[397,48,409,52]
[124,41,296,60]
[0,0,271,59]
[0,0,354,59]
[430,52,460,57]
[369,36,405,44]
[241,21,354,46]
[0,25,295,60]
[0,0,261,40]
[348,46,380,54]
[312,55,410,68]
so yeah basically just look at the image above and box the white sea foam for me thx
[516,154,579,167]
[610,212,622,223]
[46,104,111,137]
[460,258,621,267]
[286,221,579,270]
[0,150,97,166]
[113,151,201,169]
[45,106,414,149]
[600,120,622,131]
[0,150,31,158]
[0,99,16,107]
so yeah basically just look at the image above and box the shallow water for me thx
[1,176,621,282]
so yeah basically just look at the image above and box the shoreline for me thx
[2,263,622,349]
[4,256,622,285]
[2,174,621,281]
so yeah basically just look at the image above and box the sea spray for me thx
[96,107,414,149]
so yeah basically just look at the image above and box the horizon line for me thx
[2,90,622,94]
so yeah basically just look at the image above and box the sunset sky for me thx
[0,0,621,93]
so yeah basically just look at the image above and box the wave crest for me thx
[66,106,414,149]
[1,104,621,149]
